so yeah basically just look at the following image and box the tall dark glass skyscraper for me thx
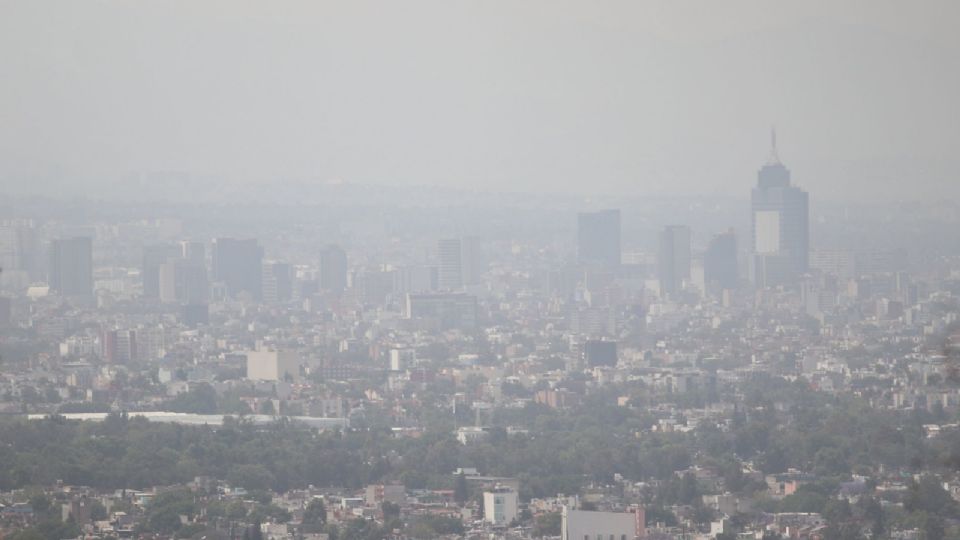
[751,131,809,287]
[212,238,263,300]
[49,236,93,298]
[704,230,738,293]
[577,209,621,268]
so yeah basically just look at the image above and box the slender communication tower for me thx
[768,125,781,165]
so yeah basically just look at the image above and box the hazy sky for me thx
[1,1,958,202]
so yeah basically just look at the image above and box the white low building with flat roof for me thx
[246,350,299,381]
[562,506,644,540]
[483,487,518,526]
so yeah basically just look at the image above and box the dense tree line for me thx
[2,375,960,537]
[1,382,958,495]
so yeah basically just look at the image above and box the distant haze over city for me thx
[5,4,960,540]
[1,1,958,203]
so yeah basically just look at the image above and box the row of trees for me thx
[2,375,960,537]
[2,381,958,494]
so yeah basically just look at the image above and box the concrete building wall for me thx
[483,488,518,526]
[246,350,299,381]
[562,507,643,540]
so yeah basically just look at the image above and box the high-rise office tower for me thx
[212,238,263,300]
[0,220,41,289]
[577,210,621,268]
[704,230,738,293]
[319,245,348,293]
[352,268,396,305]
[658,225,691,298]
[262,262,293,304]
[49,237,93,298]
[142,244,181,298]
[180,241,205,266]
[437,238,463,290]
[395,265,438,293]
[157,260,176,304]
[159,258,208,304]
[405,292,478,330]
[751,131,809,286]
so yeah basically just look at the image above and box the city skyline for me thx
[1,4,959,540]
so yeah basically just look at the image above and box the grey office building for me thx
[142,244,181,298]
[658,225,691,297]
[49,237,93,298]
[212,238,263,300]
[704,230,738,292]
[437,238,464,291]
